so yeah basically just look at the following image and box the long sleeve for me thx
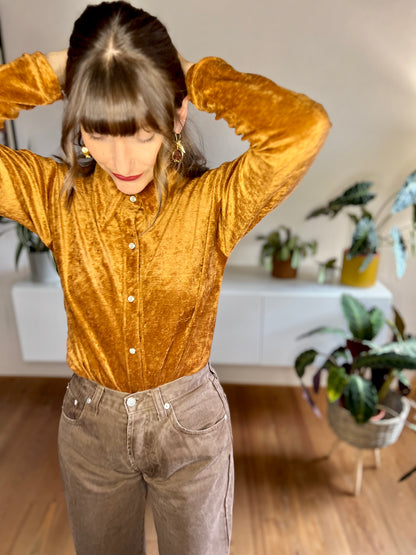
[0,52,65,246]
[186,57,331,256]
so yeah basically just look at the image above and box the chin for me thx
[113,177,151,195]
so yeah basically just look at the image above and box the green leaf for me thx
[349,217,378,258]
[15,242,24,270]
[397,370,411,389]
[279,244,290,261]
[367,338,416,357]
[358,253,376,272]
[392,169,416,213]
[353,351,416,370]
[368,307,386,339]
[327,365,348,403]
[295,349,318,378]
[390,226,407,279]
[344,375,378,423]
[306,182,375,220]
[297,326,347,340]
[341,294,373,340]
[291,248,300,269]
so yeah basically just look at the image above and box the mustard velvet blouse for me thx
[0,52,331,392]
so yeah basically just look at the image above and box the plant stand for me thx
[327,439,381,495]
[326,391,410,495]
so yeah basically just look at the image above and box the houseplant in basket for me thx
[294,294,416,450]
[257,225,317,278]
[306,172,416,287]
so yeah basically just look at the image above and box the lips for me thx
[112,172,143,182]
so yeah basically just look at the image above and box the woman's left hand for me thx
[177,52,194,78]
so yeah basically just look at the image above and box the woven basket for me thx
[327,390,410,449]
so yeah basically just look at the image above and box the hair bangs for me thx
[75,58,173,138]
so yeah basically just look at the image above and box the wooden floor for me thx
[0,377,415,555]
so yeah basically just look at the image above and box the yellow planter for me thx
[340,251,379,288]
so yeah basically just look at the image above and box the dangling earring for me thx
[81,145,91,159]
[171,133,185,163]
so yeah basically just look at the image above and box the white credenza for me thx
[12,266,393,371]
[211,266,392,367]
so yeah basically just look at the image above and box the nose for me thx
[112,137,136,176]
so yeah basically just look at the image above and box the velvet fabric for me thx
[0,53,331,392]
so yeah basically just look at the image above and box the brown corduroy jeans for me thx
[58,364,234,555]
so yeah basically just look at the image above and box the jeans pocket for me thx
[169,378,228,435]
[61,377,94,424]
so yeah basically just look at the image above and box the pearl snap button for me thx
[86,398,92,404]
[129,243,136,250]
[130,195,137,203]
[128,296,135,303]
[129,348,136,355]
[127,397,136,407]
[74,399,78,406]
[164,402,170,410]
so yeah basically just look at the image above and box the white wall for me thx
[1,0,416,376]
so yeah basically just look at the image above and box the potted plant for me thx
[0,217,57,283]
[257,225,317,279]
[15,223,58,283]
[294,294,415,451]
[316,257,338,284]
[306,172,416,287]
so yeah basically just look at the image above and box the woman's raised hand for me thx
[45,49,68,88]
[177,52,194,78]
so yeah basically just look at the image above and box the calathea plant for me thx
[294,294,416,424]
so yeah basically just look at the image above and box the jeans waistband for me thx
[68,363,216,418]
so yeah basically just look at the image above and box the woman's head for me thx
[61,1,205,202]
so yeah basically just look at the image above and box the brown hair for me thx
[61,1,206,207]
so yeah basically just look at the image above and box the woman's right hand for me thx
[177,52,194,78]
[45,49,68,88]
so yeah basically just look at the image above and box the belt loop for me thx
[91,384,104,415]
[152,388,168,420]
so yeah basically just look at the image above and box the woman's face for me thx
[81,127,164,195]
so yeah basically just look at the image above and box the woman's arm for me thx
[185,57,331,257]
[0,52,63,127]
[0,52,65,244]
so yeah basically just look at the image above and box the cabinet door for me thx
[262,296,351,366]
[12,282,67,362]
[262,294,392,367]
[211,294,262,364]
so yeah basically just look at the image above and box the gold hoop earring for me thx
[171,133,185,163]
[81,145,91,159]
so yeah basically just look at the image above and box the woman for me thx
[0,2,331,553]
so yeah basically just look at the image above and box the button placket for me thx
[124,207,141,374]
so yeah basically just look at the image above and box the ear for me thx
[174,96,189,134]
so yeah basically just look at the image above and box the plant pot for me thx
[327,390,410,449]
[272,255,297,279]
[340,250,379,288]
[28,251,59,284]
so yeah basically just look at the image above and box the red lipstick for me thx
[113,173,143,182]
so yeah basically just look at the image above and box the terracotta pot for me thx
[340,250,379,288]
[272,255,297,279]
